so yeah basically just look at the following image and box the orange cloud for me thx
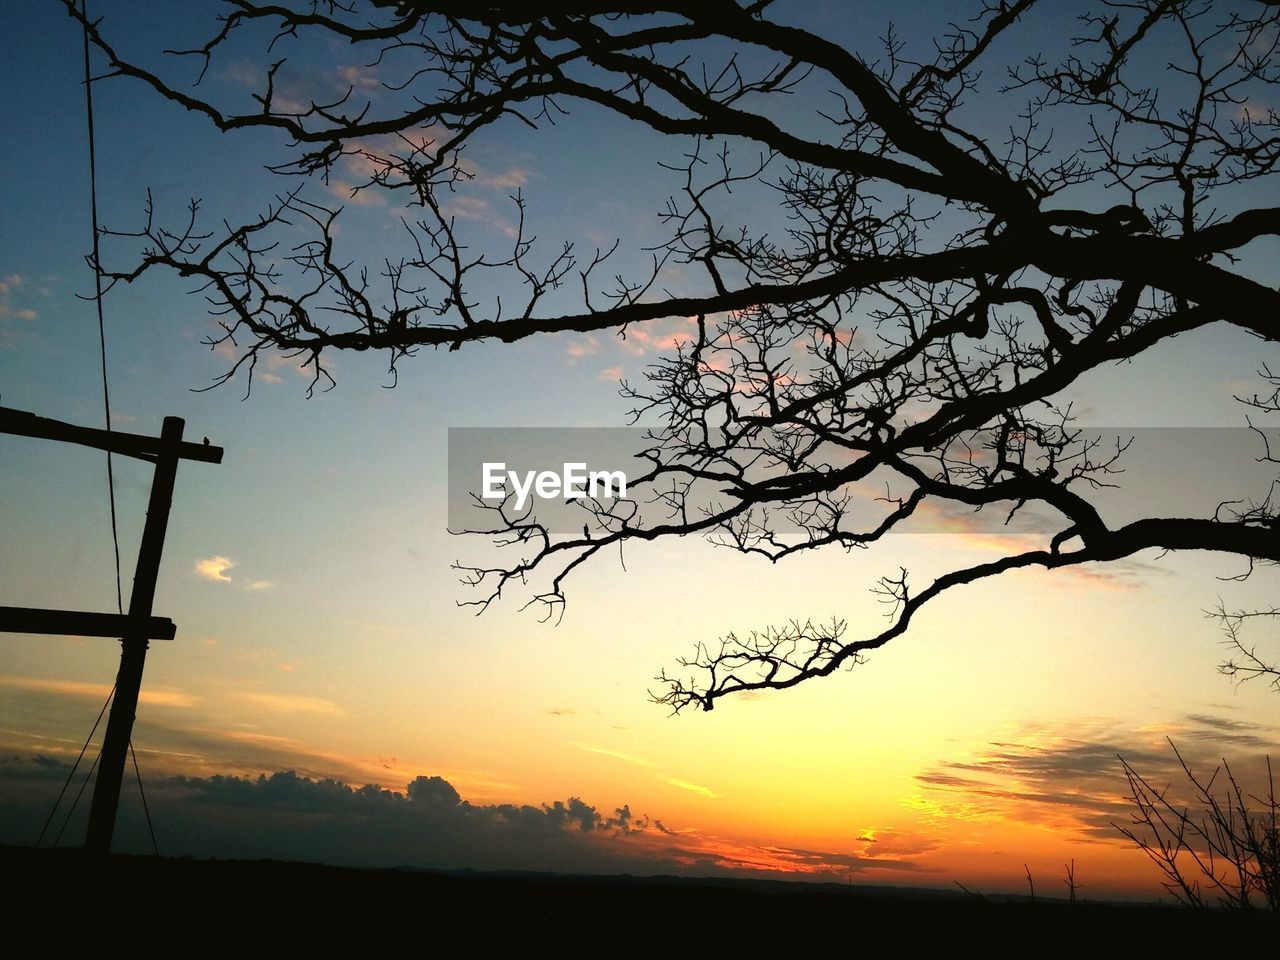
[236,691,348,716]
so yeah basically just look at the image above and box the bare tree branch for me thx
[64,0,1280,709]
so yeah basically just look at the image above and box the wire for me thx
[81,0,123,615]
[80,1,160,856]
[130,739,159,856]
[53,742,104,847]
[35,681,115,846]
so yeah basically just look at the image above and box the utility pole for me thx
[84,416,183,854]
[0,406,222,854]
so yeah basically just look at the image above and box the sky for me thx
[1,0,1279,900]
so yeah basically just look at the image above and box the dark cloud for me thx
[755,845,924,873]
[407,775,461,807]
[1179,714,1278,748]
[913,715,1280,844]
[1183,714,1268,732]
[0,755,920,881]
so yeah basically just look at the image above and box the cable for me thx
[80,0,123,615]
[35,681,115,846]
[53,743,104,847]
[81,1,160,856]
[130,739,159,856]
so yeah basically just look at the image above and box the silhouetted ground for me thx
[3,844,1273,950]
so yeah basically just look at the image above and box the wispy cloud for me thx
[566,335,600,360]
[0,271,38,347]
[910,715,1280,843]
[337,63,381,93]
[656,774,719,798]
[617,319,698,356]
[476,166,531,190]
[441,195,518,238]
[0,674,196,708]
[236,692,348,716]
[327,178,387,208]
[573,742,652,767]
[0,272,30,305]
[573,742,719,799]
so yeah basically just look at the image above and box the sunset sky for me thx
[1,1,1278,900]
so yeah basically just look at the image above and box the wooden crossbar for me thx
[0,606,176,641]
[0,405,223,464]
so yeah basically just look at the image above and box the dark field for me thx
[4,845,1273,951]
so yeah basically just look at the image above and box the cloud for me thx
[573,743,652,767]
[573,743,719,799]
[656,775,719,799]
[196,558,271,590]
[0,677,911,882]
[236,692,347,716]
[1175,713,1278,749]
[0,757,920,881]
[618,321,696,356]
[0,271,38,346]
[337,63,381,93]
[224,61,260,88]
[0,680,407,790]
[566,335,600,360]
[910,715,1280,844]
[477,166,531,190]
[599,366,624,381]
[0,674,196,709]
[266,351,321,381]
[195,556,234,583]
[326,178,387,208]
[441,195,518,238]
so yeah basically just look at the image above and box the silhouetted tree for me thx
[1117,741,1280,912]
[65,1,1280,710]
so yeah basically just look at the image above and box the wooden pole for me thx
[84,416,185,855]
